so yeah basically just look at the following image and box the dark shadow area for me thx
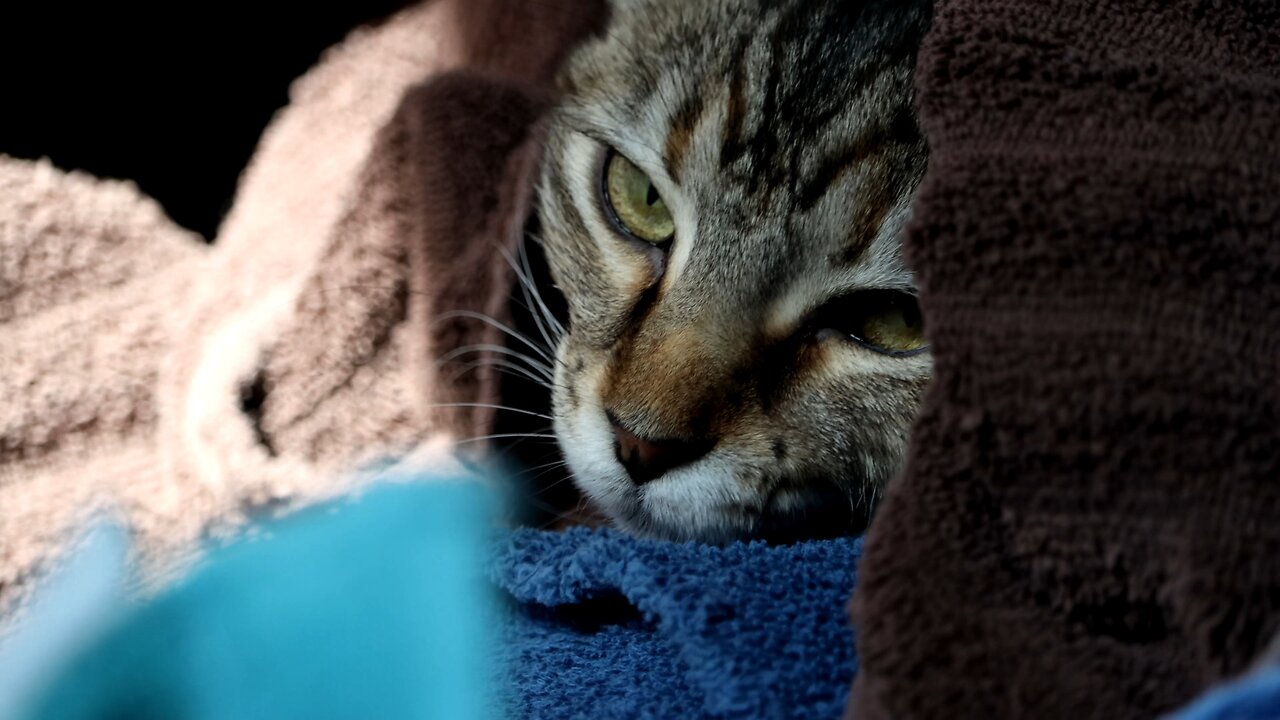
[523,591,647,635]
[0,1,409,240]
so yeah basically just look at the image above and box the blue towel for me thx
[1163,665,1280,720]
[491,528,862,720]
[7,477,1280,720]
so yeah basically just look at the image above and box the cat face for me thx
[536,0,933,542]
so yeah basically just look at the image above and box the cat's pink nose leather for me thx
[608,413,713,485]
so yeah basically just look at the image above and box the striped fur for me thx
[537,0,933,542]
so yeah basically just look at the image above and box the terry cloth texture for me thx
[849,1,1280,719]
[490,528,861,720]
[0,0,605,625]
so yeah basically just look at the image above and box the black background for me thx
[0,2,409,240]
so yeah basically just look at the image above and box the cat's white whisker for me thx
[425,402,554,421]
[435,343,554,379]
[517,237,566,340]
[444,359,553,390]
[500,243,558,353]
[514,458,569,475]
[435,310,555,364]
[530,468,578,493]
[453,432,557,446]
[498,239,567,362]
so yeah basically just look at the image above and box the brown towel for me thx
[850,0,1280,718]
[0,0,602,626]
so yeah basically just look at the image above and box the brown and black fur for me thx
[532,0,933,542]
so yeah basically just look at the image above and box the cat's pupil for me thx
[645,183,660,207]
[903,302,922,329]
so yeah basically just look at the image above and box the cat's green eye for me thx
[812,291,927,356]
[602,151,675,244]
[857,299,926,354]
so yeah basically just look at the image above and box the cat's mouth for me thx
[555,398,872,544]
[585,459,872,544]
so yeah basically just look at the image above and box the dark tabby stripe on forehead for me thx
[799,106,923,213]
[664,89,708,183]
[837,179,893,266]
[718,31,755,173]
[697,0,927,198]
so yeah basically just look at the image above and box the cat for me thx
[501,0,933,543]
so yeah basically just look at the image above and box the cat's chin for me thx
[593,498,868,546]
[578,475,872,546]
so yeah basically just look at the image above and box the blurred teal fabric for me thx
[14,479,497,720]
[0,524,128,719]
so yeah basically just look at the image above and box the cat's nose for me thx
[608,413,713,485]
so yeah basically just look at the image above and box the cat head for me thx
[536,0,933,542]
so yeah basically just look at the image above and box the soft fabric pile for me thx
[491,528,860,719]
[850,1,1280,717]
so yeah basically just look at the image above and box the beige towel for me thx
[0,0,603,626]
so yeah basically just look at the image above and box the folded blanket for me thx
[491,529,861,720]
[0,0,602,624]
[850,1,1280,718]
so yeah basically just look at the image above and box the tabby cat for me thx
[511,0,932,543]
